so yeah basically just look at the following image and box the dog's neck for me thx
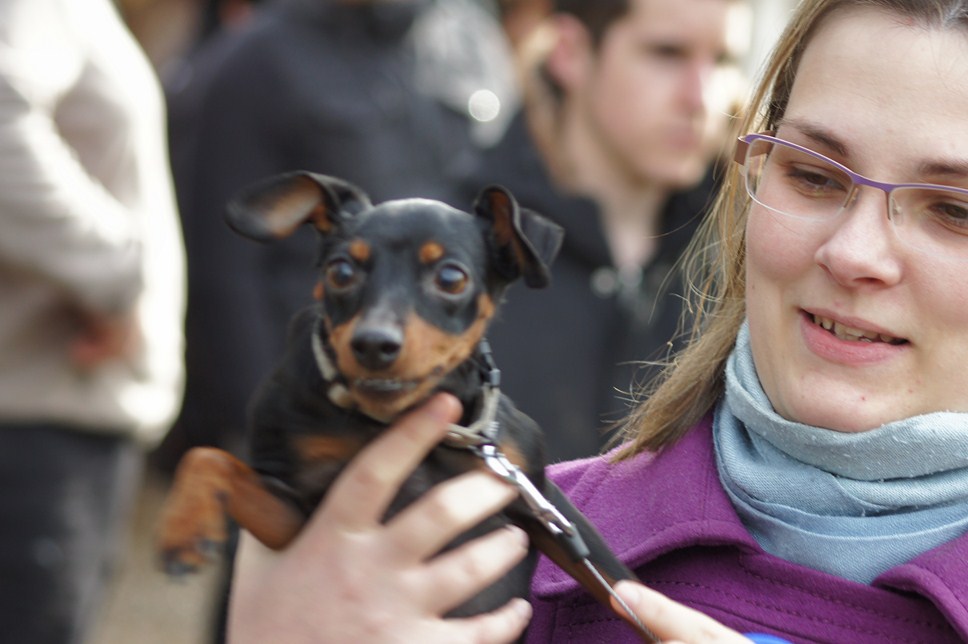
[309,319,350,406]
[310,316,490,426]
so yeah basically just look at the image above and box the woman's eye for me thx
[325,259,358,289]
[435,264,469,295]
[923,197,968,233]
[786,165,848,197]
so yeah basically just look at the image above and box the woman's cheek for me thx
[745,208,808,284]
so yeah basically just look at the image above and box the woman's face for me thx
[745,8,968,432]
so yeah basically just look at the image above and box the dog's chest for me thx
[283,421,483,520]
[249,365,483,517]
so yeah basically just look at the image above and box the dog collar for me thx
[310,318,355,409]
[443,337,503,448]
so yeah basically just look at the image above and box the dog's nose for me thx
[350,327,402,371]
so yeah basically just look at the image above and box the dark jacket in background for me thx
[452,111,716,462]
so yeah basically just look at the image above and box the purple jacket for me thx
[526,417,968,643]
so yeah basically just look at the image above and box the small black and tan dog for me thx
[157,172,648,635]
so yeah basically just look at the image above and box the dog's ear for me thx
[226,172,372,241]
[474,185,564,288]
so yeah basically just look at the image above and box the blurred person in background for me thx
[0,0,186,642]
[453,0,750,461]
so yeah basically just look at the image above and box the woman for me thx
[228,0,968,641]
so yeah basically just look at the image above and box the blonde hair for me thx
[616,0,968,457]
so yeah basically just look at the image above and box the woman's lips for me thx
[800,311,909,365]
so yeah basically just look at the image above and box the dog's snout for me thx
[350,327,402,370]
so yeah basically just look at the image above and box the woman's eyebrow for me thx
[917,158,968,182]
[780,118,968,183]
[776,118,849,157]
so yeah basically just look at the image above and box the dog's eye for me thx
[325,259,358,290]
[435,264,469,295]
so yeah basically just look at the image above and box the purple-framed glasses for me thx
[734,132,968,260]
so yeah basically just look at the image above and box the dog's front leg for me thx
[157,447,305,574]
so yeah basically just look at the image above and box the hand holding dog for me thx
[228,394,534,644]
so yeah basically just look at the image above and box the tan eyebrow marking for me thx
[348,239,370,263]
[419,241,445,264]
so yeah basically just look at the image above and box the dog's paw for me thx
[158,537,223,577]
[155,492,229,577]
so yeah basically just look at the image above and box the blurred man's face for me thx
[570,0,748,190]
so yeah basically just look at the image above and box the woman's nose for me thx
[813,186,903,287]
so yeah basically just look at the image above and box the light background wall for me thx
[747,0,799,77]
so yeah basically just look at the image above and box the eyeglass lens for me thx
[743,137,968,257]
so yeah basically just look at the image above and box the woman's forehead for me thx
[782,7,968,173]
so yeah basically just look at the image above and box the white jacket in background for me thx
[0,0,186,444]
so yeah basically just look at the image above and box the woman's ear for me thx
[544,13,595,94]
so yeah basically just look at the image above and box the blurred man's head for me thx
[543,0,749,191]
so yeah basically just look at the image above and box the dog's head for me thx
[227,172,563,420]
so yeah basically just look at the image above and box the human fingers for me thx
[444,597,533,644]
[387,469,518,560]
[227,534,278,641]
[611,581,751,644]
[230,523,531,644]
[321,393,462,531]
[418,524,530,615]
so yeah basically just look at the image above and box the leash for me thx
[444,340,659,643]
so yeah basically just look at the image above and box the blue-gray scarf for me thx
[713,322,968,584]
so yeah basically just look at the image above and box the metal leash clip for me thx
[477,443,591,561]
